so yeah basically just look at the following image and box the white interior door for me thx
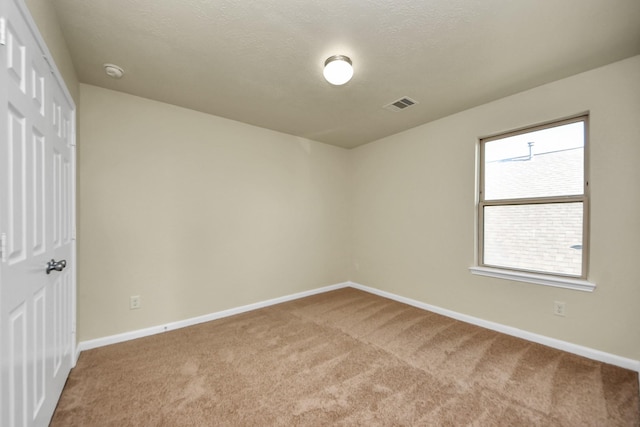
[0,0,76,426]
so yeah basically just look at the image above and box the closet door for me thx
[0,0,76,425]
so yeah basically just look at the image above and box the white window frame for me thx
[470,115,596,292]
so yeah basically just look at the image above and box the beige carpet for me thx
[51,288,639,426]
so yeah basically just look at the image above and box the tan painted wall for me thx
[24,0,79,103]
[77,84,351,341]
[351,55,640,360]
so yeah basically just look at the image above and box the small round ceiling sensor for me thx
[103,63,124,79]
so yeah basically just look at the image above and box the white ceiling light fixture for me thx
[323,55,353,86]
[103,63,124,79]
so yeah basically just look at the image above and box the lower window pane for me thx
[483,202,583,276]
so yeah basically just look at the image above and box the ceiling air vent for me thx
[383,97,419,112]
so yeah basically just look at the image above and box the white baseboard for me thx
[348,281,640,373]
[76,280,640,373]
[76,282,350,357]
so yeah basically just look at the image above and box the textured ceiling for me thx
[52,0,640,149]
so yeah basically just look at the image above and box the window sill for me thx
[469,266,596,292]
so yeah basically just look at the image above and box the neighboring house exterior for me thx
[483,147,584,276]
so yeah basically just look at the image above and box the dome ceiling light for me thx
[103,63,125,79]
[323,55,353,86]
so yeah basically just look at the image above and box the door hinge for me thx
[1,232,7,263]
[0,17,6,46]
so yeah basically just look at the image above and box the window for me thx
[473,115,593,290]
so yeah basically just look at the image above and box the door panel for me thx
[32,128,45,257]
[6,104,27,265]
[0,0,76,426]
[33,286,46,415]
[8,303,27,426]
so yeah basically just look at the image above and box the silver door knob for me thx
[46,259,67,274]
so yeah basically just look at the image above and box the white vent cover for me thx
[383,97,419,112]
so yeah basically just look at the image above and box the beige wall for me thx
[78,84,351,341]
[24,0,79,103]
[351,55,640,361]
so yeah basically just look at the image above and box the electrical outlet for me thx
[130,295,141,310]
[553,301,566,317]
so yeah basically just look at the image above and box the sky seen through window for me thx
[485,121,584,163]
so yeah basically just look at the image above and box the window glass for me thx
[483,202,583,276]
[479,116,588,278]
[484,121,584,200]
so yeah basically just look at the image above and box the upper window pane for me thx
[484,121,584,200]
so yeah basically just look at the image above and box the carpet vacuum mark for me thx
[51,288,640,426]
